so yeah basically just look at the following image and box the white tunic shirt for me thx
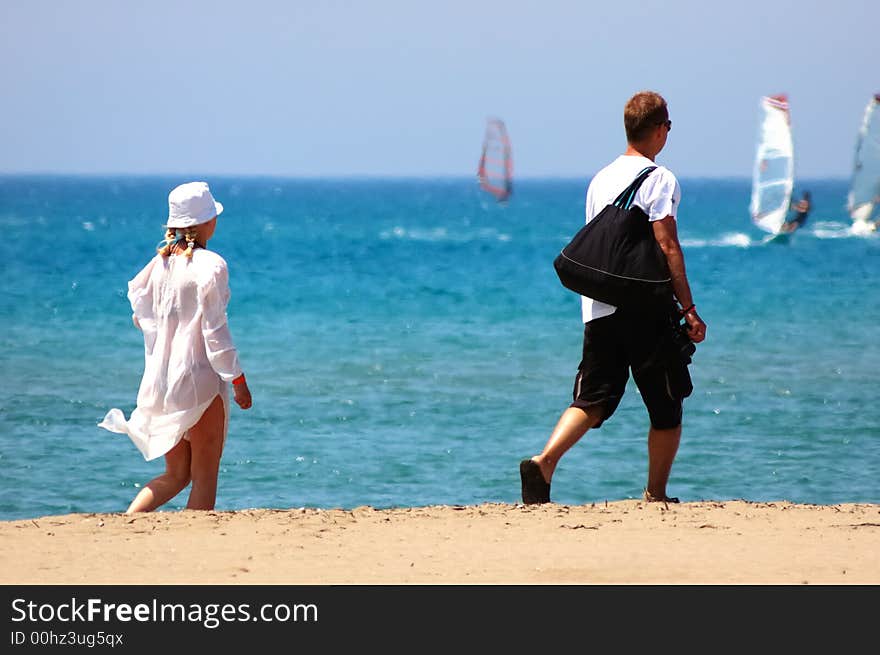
[99,249,243,461]
[581,154,681,324]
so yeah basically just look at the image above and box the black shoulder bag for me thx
[553,166,673,309]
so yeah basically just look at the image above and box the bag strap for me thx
[612,166,658,210]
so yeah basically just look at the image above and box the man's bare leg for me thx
[645,424,681,501]
[530,406,601,483]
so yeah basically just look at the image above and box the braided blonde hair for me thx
[157,227,200,258]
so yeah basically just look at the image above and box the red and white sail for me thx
[477,118,513,203]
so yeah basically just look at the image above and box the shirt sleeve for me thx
[636,167,681,221]
[127,257,159,348]
[199,259,243,382]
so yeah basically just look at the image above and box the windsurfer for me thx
[781,191,811,233]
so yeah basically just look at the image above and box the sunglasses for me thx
[658,119,672,131]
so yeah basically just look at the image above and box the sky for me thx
[1,0,877,179]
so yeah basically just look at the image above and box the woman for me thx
[99,181,252,513]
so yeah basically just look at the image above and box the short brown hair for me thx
[624,91,668,143]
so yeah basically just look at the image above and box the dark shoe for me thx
[520,459,551,504]
[643,488,679,504]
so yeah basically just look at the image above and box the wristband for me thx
[680,304,696,315]
[232,374,246,386]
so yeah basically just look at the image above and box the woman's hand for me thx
[233,380,252,409]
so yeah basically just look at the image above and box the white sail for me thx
[750,95,794,234]
[848,94,880,228]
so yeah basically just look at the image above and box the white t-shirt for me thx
[99,249,243,461]
[581,154,681,323]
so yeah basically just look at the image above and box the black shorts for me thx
[570,308,691,430]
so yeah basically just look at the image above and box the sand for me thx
[1,500,878,585]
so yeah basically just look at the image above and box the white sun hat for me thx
[166,181,224,228]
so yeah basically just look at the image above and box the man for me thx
[780,191,811,233]
[520,90,707,505]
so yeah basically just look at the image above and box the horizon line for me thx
[0,171,851,183]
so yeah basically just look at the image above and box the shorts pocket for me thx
[666,362,693,399]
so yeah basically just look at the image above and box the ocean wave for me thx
[803,220,877,239]
[681,223,878,246]
[680,232,754,248]
[380,226,512,242]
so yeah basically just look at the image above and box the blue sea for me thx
[1,175,878,520]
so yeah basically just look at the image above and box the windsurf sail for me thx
[847,94,880,226]
[750,94,794,234]
[477,118,513,202]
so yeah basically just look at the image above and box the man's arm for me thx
[652,216,707,343]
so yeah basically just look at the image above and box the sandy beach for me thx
[2,500,878,585]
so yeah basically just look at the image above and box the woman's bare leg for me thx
[185,395,225,510]
[126,439,192,514]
